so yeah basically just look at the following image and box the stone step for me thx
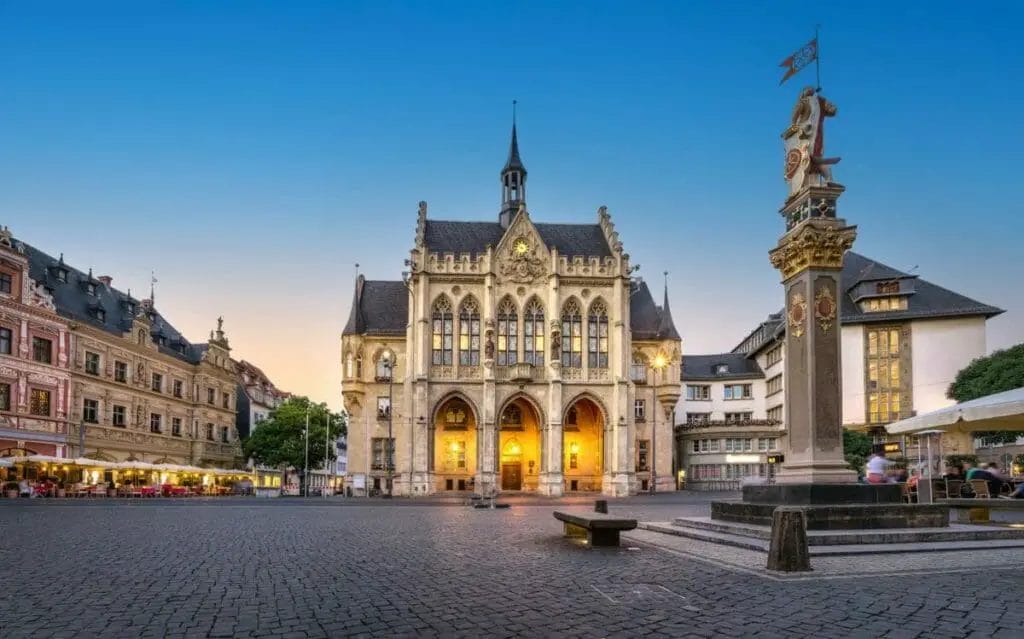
[639,521,1024,556]
[638,521,769,552]
[671,516,1024,546]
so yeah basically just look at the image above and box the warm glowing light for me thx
[450,441,462,453]
[653,353,668,369]
[569,441,580,455]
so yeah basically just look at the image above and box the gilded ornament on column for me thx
[788,291,807,338]
[768,220,857,281]
[814,286,837,333]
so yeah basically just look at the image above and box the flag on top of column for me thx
[779,37,818,85]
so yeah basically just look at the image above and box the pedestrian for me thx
[865,446,891,484]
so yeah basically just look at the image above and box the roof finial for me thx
[512,99,517,127]
[150,271,158,305]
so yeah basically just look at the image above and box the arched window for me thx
[497,298,518,366]
[431,297,453,366]
[458,297,480,367]
[588,301,609,369]
[524,298,545,367]
[375,356,392,381]
[561,300,582,368]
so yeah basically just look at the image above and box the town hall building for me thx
[342,125,681,497]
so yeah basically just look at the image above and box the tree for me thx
[946,342,1024,444]
[843,429,872,476]
[242,396,346,494]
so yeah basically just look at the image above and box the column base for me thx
[776,461,857,485]
[476,471,498,497]
[602,473,631,497]
[538,472,564,497]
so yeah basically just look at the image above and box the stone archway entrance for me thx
[433,396,477,492]
[497,397,542,492]
[563,396,605,493]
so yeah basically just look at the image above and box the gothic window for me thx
[458,297,480,367]
[497,297,518,366]
[431,297,453,366]
[630,354,648,383]
[561,300,582,368]
[587,300,609,369]
[375,356,392,381]
[523,298,545,367]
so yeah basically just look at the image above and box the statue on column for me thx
[484,331,495,360]
[782,87,840,198]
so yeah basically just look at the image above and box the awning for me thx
[886,386,1024,435]
[0,458,12,468]
[5,455,250,477]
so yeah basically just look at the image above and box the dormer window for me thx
[861,296,908,313]
[86,282,96,296]
[716,364,730,375]
[876,281,900,295]
[125,302,135,315]
[56,268,67,283]
[95,308,106,322]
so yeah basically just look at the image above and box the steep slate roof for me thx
[342,277,408,337]
[20,240,206,364]
[840,252,1002,324]
[629,279,680,341]
[503,123,526,174]
[422,220,612,258]
[682,353,764,381]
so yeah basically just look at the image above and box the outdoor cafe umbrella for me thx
[886,386,1024,436]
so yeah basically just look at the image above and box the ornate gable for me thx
[494,205,549,284]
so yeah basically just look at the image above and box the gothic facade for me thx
[342,127,681,497]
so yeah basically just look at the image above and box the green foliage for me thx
[242,396,346,472]
[947,343,1024,444]
[843,429,873,474]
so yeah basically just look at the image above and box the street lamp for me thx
[650,352,669,495]
[381,349,394,498]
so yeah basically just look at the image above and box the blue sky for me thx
[3,2,1021,408]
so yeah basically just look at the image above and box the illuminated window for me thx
[30,389,51,416]
[431,297,453,366]
[862,296,908,313]
[587,301,609,368]
[561,300,582,368]
[458,297,481,367]
[523,298,545,367]
[497,297,518,366]
[867,327,904,424]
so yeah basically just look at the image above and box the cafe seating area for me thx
[2,455,253,499]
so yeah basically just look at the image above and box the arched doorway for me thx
[563,396,605,492]
[497,396,543,491]
[433,396,477,492]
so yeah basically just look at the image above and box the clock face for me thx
[513,238,529,255]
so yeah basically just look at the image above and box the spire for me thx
[500,100,527,228]
[658,271,680,340]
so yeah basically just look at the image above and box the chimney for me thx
[98,275,113,287]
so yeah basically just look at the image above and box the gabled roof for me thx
[840,252,1002,324]
[730,251,1004,356]
[342,276,408,337]
[422,220,612,258]
[682,353,764,381]
[20,240,206,364]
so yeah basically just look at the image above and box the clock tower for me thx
[499,113,527,229]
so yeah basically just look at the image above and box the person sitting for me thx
[943,464,965,481]
[18,479,32,498]
[985,463,1011,495]
[968,464,1006,497]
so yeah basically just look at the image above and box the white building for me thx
[676,252,1002,489]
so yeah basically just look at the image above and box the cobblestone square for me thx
[2,495,1022,638]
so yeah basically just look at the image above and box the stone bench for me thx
[939,498,1024,523]
[553,511,636,547]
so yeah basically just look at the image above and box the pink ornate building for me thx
[0,226,72,457]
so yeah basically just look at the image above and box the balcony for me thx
[676,418,783,432]
[495,362,542,383]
